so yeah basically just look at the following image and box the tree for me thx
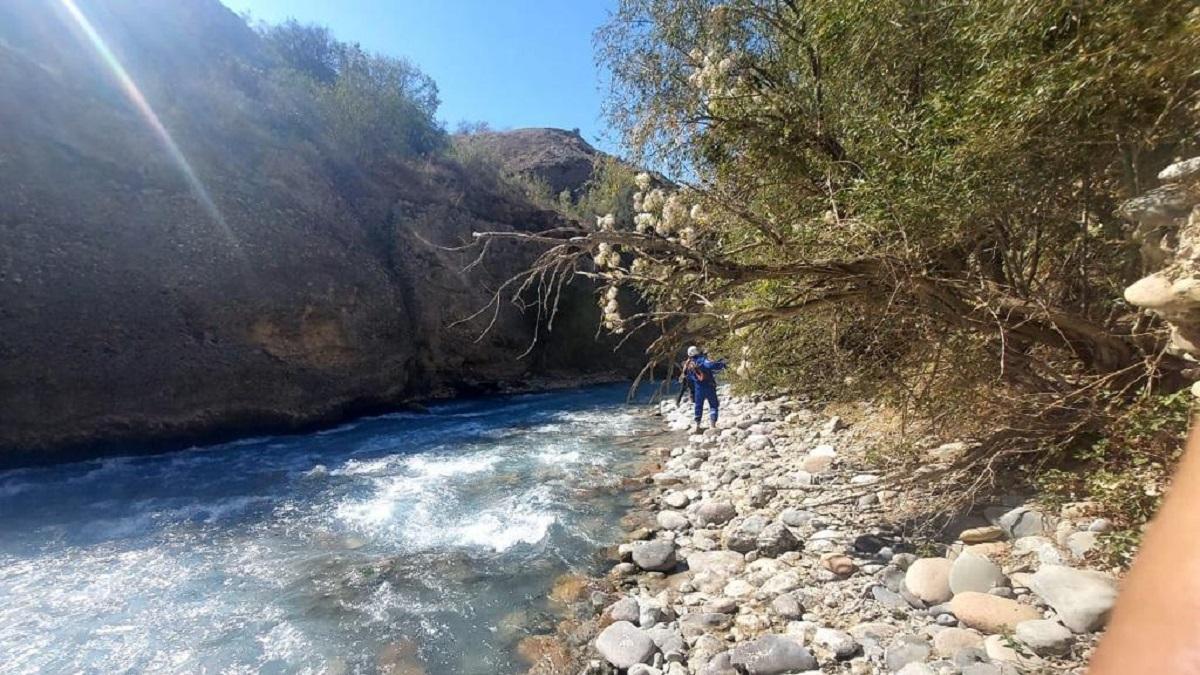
[261,21,445,162]
[467,0,1200,509]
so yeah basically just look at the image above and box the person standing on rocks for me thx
[682,345,726,433]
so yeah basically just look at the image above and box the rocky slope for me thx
[454,127,605,199]
[0,0,641,467]
[530,393,1120,674]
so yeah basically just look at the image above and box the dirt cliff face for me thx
[0,0,640,467]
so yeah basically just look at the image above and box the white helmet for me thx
[687,345,701,357]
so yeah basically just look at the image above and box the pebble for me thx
[814,627,860,659]
[771,593,804,620]
[757,522,802,557]
[959,525,1004,544]
[664,492,690,509]
[885,634,932,672]
[745,434,773,452]
[802,454,835,473]
[1159,156,1200,182]
[998,506,1048,538]
[696,501,737,527]
[657,511,690,531]
[872,585,910,610]
[1066,531,1097,559]
[1012,535,1064,565]
[780,508,814,527]
[632,540,677,572]
[687,550,746,576]
[820,553,857,576]
[1015,619,1073,656]
[609,597,641,623]
[931,627,983,658]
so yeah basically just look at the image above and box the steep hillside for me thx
[0,0,640,467]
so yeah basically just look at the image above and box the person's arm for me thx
[1090,421,1200,673]
[701,356,727,372]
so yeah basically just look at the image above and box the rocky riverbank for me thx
[544,391,1122,674]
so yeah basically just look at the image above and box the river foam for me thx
[0,384,648,674]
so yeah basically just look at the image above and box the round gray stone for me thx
[608,597,640,623]
[696,501,737,527]
[632,540,677,572]
[1014,619,1073,656]
[595,621,658,669]
[728,634,817,674]
[949,552,1005,594]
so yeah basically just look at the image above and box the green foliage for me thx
[568,157,641,225]
[581,0,1200,535]
[596,1,1198,399]
[260,20,445,162]
[1036,390,1193,566]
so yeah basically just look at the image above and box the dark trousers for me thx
[693,386,719,423]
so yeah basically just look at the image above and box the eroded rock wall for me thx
[1122,158,1200,364]
[0,0,640,466]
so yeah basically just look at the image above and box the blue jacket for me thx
[684,355,726,391]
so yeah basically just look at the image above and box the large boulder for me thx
[949,592,1042,634]
[904,558,954,604]
[595,621,658,669]
[728,635,817,674]
[1027,565,1118,633]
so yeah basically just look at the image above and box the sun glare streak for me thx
[58,0,240,250]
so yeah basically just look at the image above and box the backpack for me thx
[684,357,706,382]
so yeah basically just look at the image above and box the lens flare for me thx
[57,0,239,250]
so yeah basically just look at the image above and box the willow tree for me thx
[469,1,1200,488]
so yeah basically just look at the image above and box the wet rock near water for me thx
[596,621,658,668]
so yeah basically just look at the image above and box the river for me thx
[0,384,651,674]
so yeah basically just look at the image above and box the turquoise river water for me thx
[0,384,651,674]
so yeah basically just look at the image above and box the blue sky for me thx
[222,0,619,152]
